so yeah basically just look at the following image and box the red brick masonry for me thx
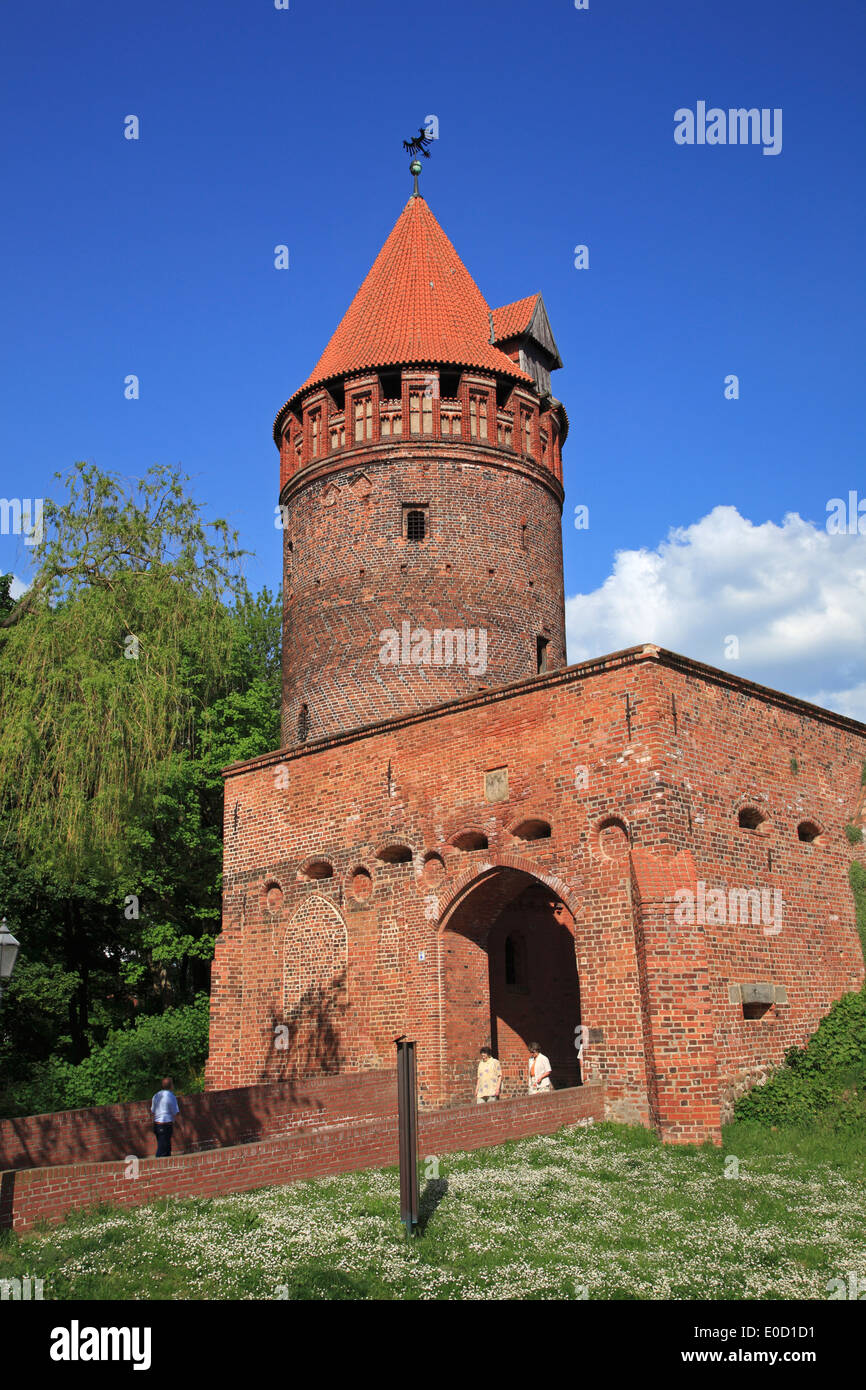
[209,646,866,1145]
[0,1081,603,1233]
[0,1071,395,1173]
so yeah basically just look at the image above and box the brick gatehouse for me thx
[206,189,866,1144]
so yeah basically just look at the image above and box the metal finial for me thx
[410,159,422,196]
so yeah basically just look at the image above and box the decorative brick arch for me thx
[505,809,554,840]
[436,853,583,931]
[445,823,491,850]
[280,894,348,1077]
[731,791,773,824]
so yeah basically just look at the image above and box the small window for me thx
[523,410,532,454]
[505,933,528,991]
[797,821,823,844]
[376,844,413,864]
[451,830,488,851]
[512,818,552,842]
[353,396,372,442]
[298,702,309,742]
[738,807,767,831]
[440,371,460,399]
[303,860,334,880]
[536,636,549,673]
[743,1001,772,1020]
[404,506,428,542]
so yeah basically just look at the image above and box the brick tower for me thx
[208,180,866,1149]
[274,189,568,746]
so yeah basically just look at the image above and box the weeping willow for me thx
[0,462,248,881]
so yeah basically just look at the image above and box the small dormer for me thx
[491,294,563,399]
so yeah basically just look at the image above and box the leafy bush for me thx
[851,859,866,963]
[2,996,209,1116]
[733,988,866,1131]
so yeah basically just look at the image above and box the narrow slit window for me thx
[505,933,528,991]
[353,397,372,443]
[536,636,549,673]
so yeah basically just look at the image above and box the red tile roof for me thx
[274,196,531,432]
[491,295,541,342]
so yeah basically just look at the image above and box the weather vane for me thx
[403,125,433,196]
[402,126,433,159]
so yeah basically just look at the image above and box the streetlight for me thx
[0,918,20,1005]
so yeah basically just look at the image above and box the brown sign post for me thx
[395,1038,420,1237]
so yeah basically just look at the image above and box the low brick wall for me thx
[0,1083,604,1233]
[0,1071,395,1172]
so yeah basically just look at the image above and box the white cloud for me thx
[566,506,866,720]
[9,575,28,600]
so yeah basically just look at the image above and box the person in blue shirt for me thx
[150,1077,180,1156]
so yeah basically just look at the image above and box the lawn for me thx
[1,1119,864,1300]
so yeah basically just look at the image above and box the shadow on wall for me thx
[0,1075,325,1173]
[265,970,348,1082]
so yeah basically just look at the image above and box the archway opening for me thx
[440,868,581,1103]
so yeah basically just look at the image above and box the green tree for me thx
[0,461,246,883]
[0,573,15,616]
[0,468,281,1110]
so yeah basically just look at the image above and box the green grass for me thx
[1,1119,864,1300]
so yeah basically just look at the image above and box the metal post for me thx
[395,1038,420,1238]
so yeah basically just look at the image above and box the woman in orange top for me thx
[527,1042,553,1094]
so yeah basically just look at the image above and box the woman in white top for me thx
[527,1042,553,1094]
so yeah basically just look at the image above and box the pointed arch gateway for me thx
[436,864,583,1104]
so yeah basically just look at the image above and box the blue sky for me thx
[1,0,864,712]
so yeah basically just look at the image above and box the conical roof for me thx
[274,196,531,436]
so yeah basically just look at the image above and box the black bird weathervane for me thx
[403,125,433,195]
[402,126,433,159]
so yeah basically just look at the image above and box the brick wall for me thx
[209,645,866,1146]
[653,655,866,1122]
[0,1071,393,1173]
[0,1083,604,1233]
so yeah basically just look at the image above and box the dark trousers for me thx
[153,1122,173,1157]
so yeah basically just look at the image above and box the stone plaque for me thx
[741,981,774,1005]
[484,767,508,802]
